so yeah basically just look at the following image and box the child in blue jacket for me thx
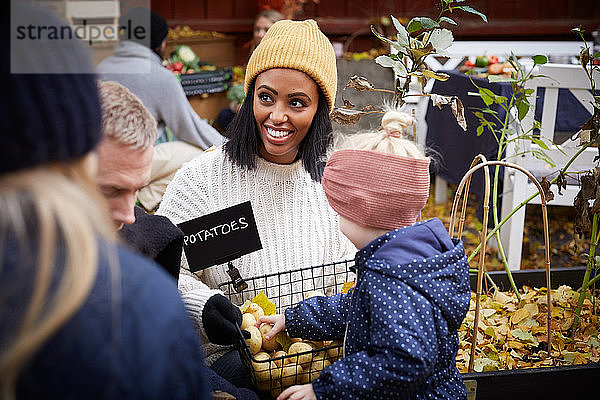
[258,109,471,400]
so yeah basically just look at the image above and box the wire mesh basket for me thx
[218,259,356,397]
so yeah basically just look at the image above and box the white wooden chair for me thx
[428,41,590,205]
[500,63,599,270]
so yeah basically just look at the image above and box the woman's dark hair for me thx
[223,79,333,182]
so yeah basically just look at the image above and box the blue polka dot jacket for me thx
[284,218,470,399]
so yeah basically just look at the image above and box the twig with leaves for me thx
[331,0,487,131]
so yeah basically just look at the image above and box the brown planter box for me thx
[464,266,599,399]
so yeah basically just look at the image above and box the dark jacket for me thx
[285,218,470,399]
[120,205,184,280]
[11,240,210,399]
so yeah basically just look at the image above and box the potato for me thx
[308,368,322,381]
[259,324,280,352]
[281,363,303,387]
[255,361,280,382]
[247,302,264,321]
[311,358,331,371]
[251,352,271,371]
[297,368,310,384]
[240,313,257,330]
[311,351,327,364]
[252,351,281,382]
[257,375,281,392]
[270,383,283,398]
[305,340,323,349]
[288,342,313,366]
[304,290,325,299]
[326,340,343,361]
[245,326,262,354]
[272,350,287,367]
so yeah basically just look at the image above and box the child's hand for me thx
[277,383,316,400]
[255,314,285,340]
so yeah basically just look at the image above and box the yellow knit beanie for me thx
[244,19,337,111]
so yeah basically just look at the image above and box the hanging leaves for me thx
[330,105,383,125]
[429,94,467,130]
[337,2,487,129]
[330,108,364,125]
[539,176,555,202]
[555,171,568,195]
[345,75,375,91]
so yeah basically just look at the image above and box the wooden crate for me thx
[165,36,236,67]
[188,91,230,123]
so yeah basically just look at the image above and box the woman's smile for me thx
[253,68,319,164]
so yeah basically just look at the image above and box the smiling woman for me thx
[156,19,356,391]
[253,68,319,164]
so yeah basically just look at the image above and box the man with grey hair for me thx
[95,81,257,400]
[96,80,184,279]
[96,80,157,230]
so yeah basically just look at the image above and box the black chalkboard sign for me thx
[177,201,262,272]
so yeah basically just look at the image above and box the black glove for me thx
[202,294,251,345]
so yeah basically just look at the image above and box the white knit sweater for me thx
[156,146,356,363]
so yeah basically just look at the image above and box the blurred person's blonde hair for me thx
[98,80,158,149]
[0,155,114,398]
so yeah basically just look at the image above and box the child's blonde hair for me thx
[323,109,431,231]
[337,110,428,161]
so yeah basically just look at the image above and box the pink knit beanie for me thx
[322,149,430,231]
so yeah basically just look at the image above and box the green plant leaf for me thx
[478,87,496,106]
[476,125,484,136]
[407,17,439,33]
[419,17,439,29]
[428,28,454,56]
[488,75,517,83]
[532,54,548,65]
[517,101,529,121]
[531,149,556,167]
[406,17,422,33]
[375,55,395,68]
[439,16,457,25]
[571,26,584,34]
[530,137,550,150]
[456,5,488,22]
[422,69,450,81]
[390,15,410,46]
[370,25,406,54]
